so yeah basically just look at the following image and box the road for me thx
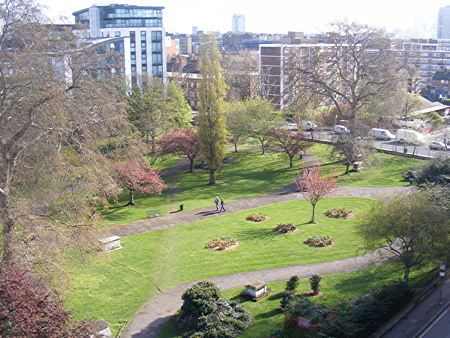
[419,305,450,338]
[309,130,449,158]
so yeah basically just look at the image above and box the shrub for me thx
[304,235,334,247]
[324,208,353,218]
[205,237,238,251]
[273,223,298,233]
[309,275,322,295]
[320,282,412,338]
[176,281,251,337]
[404,158,450,186]
[245,213,268,222]
[286,276,300,292]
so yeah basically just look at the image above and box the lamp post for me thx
[439,261,447,305]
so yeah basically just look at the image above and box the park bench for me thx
[146,208,162,217]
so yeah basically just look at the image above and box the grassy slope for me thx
[158,262,433,338]
[66,197,373,333]
[101,149,302,226]
[309,143,424,187]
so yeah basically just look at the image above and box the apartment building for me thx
[260,39,450,109]
[73,4,166,85]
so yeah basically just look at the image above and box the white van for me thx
[370,128,395,141]
[396,129,426,145]
[300,121,317,131]
[334,125,350,133]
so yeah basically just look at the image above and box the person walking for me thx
[219,198,225,212]
[214,196,220,211]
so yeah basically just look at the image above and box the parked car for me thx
[396,129,426,145]
[300,121,317,131]
[429,141,450,151]
[334,125,350,133]
[370,128,395,140]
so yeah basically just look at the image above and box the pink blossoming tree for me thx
[160,128,201,172]
[114,161,166,206]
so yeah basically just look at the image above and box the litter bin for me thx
[179,204,184,211]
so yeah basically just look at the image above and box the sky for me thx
[38,0,450,38]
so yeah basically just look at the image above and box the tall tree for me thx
[126,79,192,165]
[295,168,337,223]
[198,34,228,185]
[291,22,405,128]
[360,191,449,283]
[0,0,131,266]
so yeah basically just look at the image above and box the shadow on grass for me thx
[333,261,402,295]
[254,308,281,319]
[235,228,280,242]
[267,292,283,301]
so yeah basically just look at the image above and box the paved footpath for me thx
[123,248,395,338]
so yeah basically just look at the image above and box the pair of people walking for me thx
[214,196,225,212]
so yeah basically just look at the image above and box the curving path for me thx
[111,152,412,337]
[123,248,396,337]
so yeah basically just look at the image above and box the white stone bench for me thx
[99,235,122,252]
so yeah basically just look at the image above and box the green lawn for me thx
[158,262,434,338]
[101,149,302,226]
[66,197,373,334]
[309,144,424,187]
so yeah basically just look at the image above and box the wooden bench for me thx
[146,208,162,217]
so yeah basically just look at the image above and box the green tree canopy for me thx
[198,34,227,185]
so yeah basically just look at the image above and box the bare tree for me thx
[288,22,405,128]
[222,50,259,101]
[0,0,131,267]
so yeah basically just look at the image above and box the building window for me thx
[151,31,162,41]
[131,66,136,72]
[141,31,146,38]
[152,42,162,52]
[141,41,146,48]
[152,65,163,76]
[142,65,147,72]
[115,31,121,37]
[152,53,162,64]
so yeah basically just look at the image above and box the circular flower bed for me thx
[273,223,298,233]
[304,235,334,247]
[205,237,239,251]
[245,213,269,222]
[324,208,354,219]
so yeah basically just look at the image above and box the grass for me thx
[65,197,373,334]
[158,261,434,338]
[101,149,302,226]
[309,144,425,187]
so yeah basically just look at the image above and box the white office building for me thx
[73,4,166,85]
[438,6,450,39]
[232,14,246,33]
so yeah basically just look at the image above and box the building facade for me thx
[232,14,245,33]
[73,4,166,85]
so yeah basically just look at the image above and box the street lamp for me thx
[439,261,447,305]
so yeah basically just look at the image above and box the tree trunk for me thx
[310,203,316,223]
[260,139,265,154]
[403,266,410,284]
[189,159,194,173]
[345,163,350,174]
[234,143,238,153]
[1,194,17,264]
[209,169,216,185]
[128,189,135,206]
[289,156,293,168]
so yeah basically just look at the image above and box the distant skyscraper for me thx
[192,26,198,35]
[438,6,450,39]
[232,14,245,33]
